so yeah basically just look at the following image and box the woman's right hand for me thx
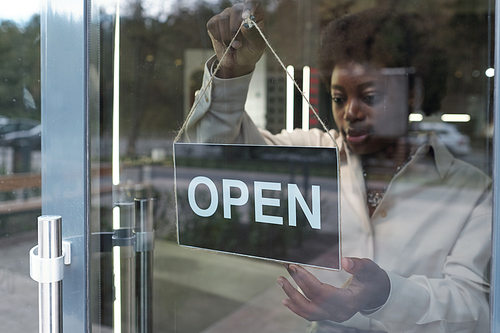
[206,0,266,78]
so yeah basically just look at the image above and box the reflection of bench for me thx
[0,173,41,214]
[0,173,41,191]
[0,164,142,215]
[0,197,42,214]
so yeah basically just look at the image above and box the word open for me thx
[187,176,321,229]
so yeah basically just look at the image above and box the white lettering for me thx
[223,179,249,219]
[186,177,321,229]
[188,176,218,217]
[254,181,283,225]
[288,184,321,229]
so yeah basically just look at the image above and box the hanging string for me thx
[174,17,338,149]
[173,21,245,144]
[249,19,338,148]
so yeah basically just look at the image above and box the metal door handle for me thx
[29,216,72,333]
[135,198,155,333]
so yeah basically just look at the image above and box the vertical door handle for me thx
[29,216,71,333]
[135,198,155,333]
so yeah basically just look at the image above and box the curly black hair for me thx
[318,9,449,116]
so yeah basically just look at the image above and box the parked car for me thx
[411,122,471,156]
[1,124,41,149]
[0,117,41,149]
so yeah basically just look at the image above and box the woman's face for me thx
[330,62,410,155]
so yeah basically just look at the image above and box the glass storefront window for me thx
[7,0,498,332]
[0,2,40,332]
[87,0,497,332]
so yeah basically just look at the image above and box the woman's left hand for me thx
[277,257,390,322]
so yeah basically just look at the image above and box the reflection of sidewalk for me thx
[0,231,38,333]
[0,233,312,333]
[200,286,310,333]
[154,241,310,333]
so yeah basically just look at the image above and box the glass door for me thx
[89,0,312,331]
[88,0,499,333]
[5,0,498,332]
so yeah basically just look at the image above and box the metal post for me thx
[491,3,500,333]
[38,215,63,333]
[135,198,155,333]
[492,0,500,330]
[114,202,136,333]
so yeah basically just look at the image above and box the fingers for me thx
[342,257,382,282]
[342,257,390,310]
[278,276,312,310]
[207,15,222,47]
[278,260,390,323]
[278,276,329,321]
[282,298,315,321]
[207,1,264,48]
[241,0,265,30]
[242,0,260,17]
[285,264,332,303]
[278,264,365,323]
[217,5,244,47]
[242,0,265,24]
[207,9,235,49]
[229,5,245,49]
[206,0,265,78]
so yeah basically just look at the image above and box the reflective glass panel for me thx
[0,1,41,332]
[90,0,495,332]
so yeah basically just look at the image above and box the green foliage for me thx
[0,16,40,120]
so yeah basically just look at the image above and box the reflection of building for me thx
[184,50,267,129]
[265,73,285,134]
[183,49,214,115]
[184,49,325,136]
[266,66,323,134]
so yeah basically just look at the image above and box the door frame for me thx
[41,0,90,331]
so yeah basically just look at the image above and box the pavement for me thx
[0,231,310,333]
[0,231,39,333]
[153,241,310,333]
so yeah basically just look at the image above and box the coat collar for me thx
[340,132,454,180]
[414,132,454,179]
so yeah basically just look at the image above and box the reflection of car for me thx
[0,118,41,149]
[411,122,471,155]
[1,124,41,149]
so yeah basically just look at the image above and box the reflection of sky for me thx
[101,0,222,21]
[1,1,40,24]
[1,0,223,25]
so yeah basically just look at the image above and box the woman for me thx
[185,1,491,332]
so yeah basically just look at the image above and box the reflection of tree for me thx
[0,16,40,120]
[113,0,293,157]
[113,0,237,157]
[108,0,492,157]
[122,0,149,157]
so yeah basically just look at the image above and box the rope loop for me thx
[175,18,338,149]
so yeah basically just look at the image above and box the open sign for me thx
[174,143,341,270]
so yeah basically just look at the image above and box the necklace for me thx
[362,140,415,212]
[363,159,412,208]
[366,188,384,208]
